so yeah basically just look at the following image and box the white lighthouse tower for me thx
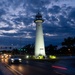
[34,12,46,57]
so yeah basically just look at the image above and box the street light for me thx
[68,49,71,52]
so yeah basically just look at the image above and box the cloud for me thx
[2,30,17,33]
[48,5,61,14]
[69,8,75,19]
[0,0,75,46]
[44,33,57,37]
[0,9,6,16]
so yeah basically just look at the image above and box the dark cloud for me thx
[59,15,68,27]
[50,16,58,21]
[48,5,61,14]
[0,9,6,16]
[28,0,50,7]
[13,16,33,25]
[69,8,75,19]
[0,27,13,31]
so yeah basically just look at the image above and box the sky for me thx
[0,0,75,48]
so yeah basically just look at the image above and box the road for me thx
[1,57,75,75]
[52,59,75,75]
[1,59,59,75]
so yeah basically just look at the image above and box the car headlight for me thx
[19,59,22,61]
[11,59,14,61]
[9,55,11,57]
[1,56,4,58]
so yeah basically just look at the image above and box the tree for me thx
[22,44,34,55]
[12,48,19,54]
[46,44,57,55]
[62,37,74,48]
[61,37,75,55]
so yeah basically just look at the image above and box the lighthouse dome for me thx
[35,12,42,19]
[34,12,44,22]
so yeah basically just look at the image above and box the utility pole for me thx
[20,36,22,55]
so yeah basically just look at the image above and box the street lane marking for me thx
[6,66,18,75]
[54,70,65,75]
[4,63,23,75]
[9,67,23,75]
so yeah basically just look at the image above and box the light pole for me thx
[20,36,22,55]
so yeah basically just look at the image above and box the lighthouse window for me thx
[40,48,43,50]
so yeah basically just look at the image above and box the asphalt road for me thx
[0,70,4,75]
[52,59,75,75]
[1,58,75,75]
[1,59,59,75]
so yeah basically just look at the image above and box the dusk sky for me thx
[0,0,75,48]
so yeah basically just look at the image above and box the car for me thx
[1,54,8,59]
[8,55,22,64]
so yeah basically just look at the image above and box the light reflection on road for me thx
[10,64,27,74]
[1,59,58,75]
[1,58,73,75]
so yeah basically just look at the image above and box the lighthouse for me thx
[34,12,46,57]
